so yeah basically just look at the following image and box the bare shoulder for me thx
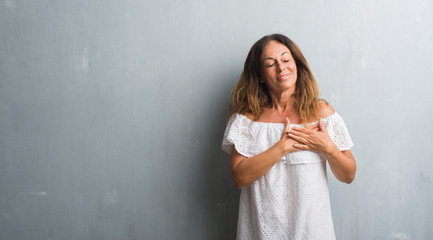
[318,101,335,118]
[240,111,255,121]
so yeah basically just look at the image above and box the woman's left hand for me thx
[289,118,336,154]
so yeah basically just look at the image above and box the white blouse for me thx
[222,112,354,240]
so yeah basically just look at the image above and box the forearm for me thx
[231,142,287,188]
[323,146,356,183]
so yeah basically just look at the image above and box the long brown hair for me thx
[228,33,323,123]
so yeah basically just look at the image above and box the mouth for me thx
[278,74,290,81]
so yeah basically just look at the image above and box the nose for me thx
[276,62,283,72]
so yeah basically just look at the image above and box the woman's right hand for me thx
[278,118,302,154]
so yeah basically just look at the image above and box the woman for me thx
[222,34,356,240]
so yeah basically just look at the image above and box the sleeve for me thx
[326,112,354,151]
[221,114,254,157]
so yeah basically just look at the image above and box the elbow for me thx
[232,175,247,189]
[340,161,357,184]
[345,164,357,184]
[234,181,244,189]
[231,171,249,189]
[343,177,355,184]
[341,174,356,184]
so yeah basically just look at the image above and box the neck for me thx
[269,89,295,113]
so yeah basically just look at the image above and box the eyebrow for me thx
[263,52,289,61]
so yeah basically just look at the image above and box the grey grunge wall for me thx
[1,0,432,239]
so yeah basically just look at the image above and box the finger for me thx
[308,125,319,132]
[283,117,291,134]
[291,127,313,136]
[306,123,319,130]
[319,118,327,132]
[288,133,308,144]
[291,126,311,134]
[293,144,310,150]
[289,129,311,140]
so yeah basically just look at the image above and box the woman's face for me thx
[260,40,297,94]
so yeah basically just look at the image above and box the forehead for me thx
[261,40,291,60]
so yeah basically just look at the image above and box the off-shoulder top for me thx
[221,112,354,240]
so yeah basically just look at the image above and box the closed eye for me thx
[266,60,289,67]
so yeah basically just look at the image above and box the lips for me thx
[278,74,289,81]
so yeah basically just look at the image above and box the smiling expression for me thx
[260,40,297,94]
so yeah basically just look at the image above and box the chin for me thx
[278,81,296,90]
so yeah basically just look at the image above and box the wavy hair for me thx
[228,33,324,123]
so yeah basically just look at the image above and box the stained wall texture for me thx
[1,0,432,239]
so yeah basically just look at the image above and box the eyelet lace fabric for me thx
[222,112,354,240]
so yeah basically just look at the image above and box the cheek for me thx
[289,62,297,71]
[262,69,274,79]
[261,70,270,79]
[290,65,298,77]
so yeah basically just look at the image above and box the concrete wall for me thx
[1,0,432,239]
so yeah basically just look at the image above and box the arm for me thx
[323,148,356,183]
[288,104,356,184]
[230,118,305,188]
[289,119,356,183]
